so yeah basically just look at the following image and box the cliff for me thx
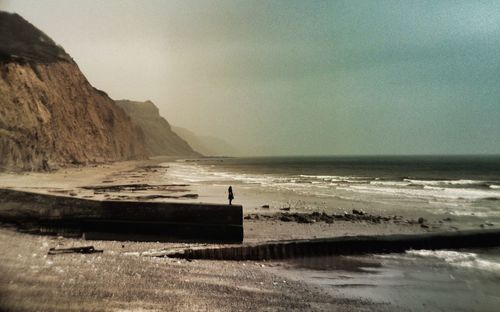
[172,126,239,157]
[115,100,200,157]
[0,12,147,171]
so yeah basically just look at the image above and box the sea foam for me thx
[406,250,500,274]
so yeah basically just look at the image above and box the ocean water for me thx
[165,156,500,308]
[277,248,500,311]
[166,155,500,218]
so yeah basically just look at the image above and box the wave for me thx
[404,178,489,187]
[166,162,500,203]
[343,184,500,201]
[406,250,500,274]
[370,181,412,187]
[299,175,370,183]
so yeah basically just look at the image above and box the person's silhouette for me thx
[228,186,234,205]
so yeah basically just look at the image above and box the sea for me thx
[163,155,500,310]
[166,155,500,218]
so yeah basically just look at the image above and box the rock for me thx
[420,224,429,229]
[443,217,452,222]
[352,209,365,215]
[261,205,270,209]
[295,214,313,224]
[418,217,426,224]
[280,215,293,222]
[181,193,199,199]
[279,207,290,211]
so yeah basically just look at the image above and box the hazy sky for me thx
[2,0,500,156]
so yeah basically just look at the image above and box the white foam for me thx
[370,181,412,187]
[164,162,500,218]
[404,178,485,186]
[406,250,500,273]
[435,210,500,217]
[345,184,500,201]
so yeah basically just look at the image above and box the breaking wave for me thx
[165,160,500,215]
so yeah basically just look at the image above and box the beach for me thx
[2,1,500,310]
[0,156,499,311]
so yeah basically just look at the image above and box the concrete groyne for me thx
[166,229,500,260]
[0,188,243,243]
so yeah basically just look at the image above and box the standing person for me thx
[228,186,234,205]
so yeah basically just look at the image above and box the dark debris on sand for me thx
[245,210,448,228]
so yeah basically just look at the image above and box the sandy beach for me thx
[2,225,400,312]
[2,158,494,311]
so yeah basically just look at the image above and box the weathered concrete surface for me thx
[166,229,500,260]
[0,188,243,243]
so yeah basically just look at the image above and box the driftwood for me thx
[48,246,103,255]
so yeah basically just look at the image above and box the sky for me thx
[2,0,500,156]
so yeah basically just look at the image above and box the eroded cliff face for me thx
[115,100,200,157]
[0,12,147,171]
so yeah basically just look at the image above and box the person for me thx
[228,186,234,205]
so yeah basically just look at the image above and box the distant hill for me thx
[172,126,239,157]
[115,100,200,157]
[0,12,146,171]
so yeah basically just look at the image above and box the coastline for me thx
[0,157,466,242]
[0,159,498,311]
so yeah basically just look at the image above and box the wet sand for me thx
[267,251,500,312]
[0,225,403,311]
[0,158,492,311]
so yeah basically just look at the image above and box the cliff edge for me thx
[115,100,200,157]
[0,12,147,171]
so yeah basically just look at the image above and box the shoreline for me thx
[0,159,498,311]
[0,157,493,246]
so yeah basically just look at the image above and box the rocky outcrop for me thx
[115,100,200,157]
[0,12,147,171]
